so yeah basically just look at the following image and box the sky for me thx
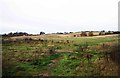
[0,0,119,34]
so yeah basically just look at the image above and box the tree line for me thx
[1,30,120,37]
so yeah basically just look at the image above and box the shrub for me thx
[109,43,120,75]
[109,43,120,64]
[88,32,93,36]
[81,32,87,36]
[56,46,62,50]
[74,43,89,52]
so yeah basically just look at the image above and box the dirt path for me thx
[55,49,73,52]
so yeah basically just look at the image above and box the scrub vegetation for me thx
[2,34,120,76]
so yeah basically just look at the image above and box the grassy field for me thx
[2,34,120,76]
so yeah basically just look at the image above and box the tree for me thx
[102,30,105,32]
[40,32,45,35]
[69,32,73,33]
[64,32,68,34]
[8,32,13,36]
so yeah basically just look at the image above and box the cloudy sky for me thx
[0,0,119,34]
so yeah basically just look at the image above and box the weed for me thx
[48,46,56,55]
